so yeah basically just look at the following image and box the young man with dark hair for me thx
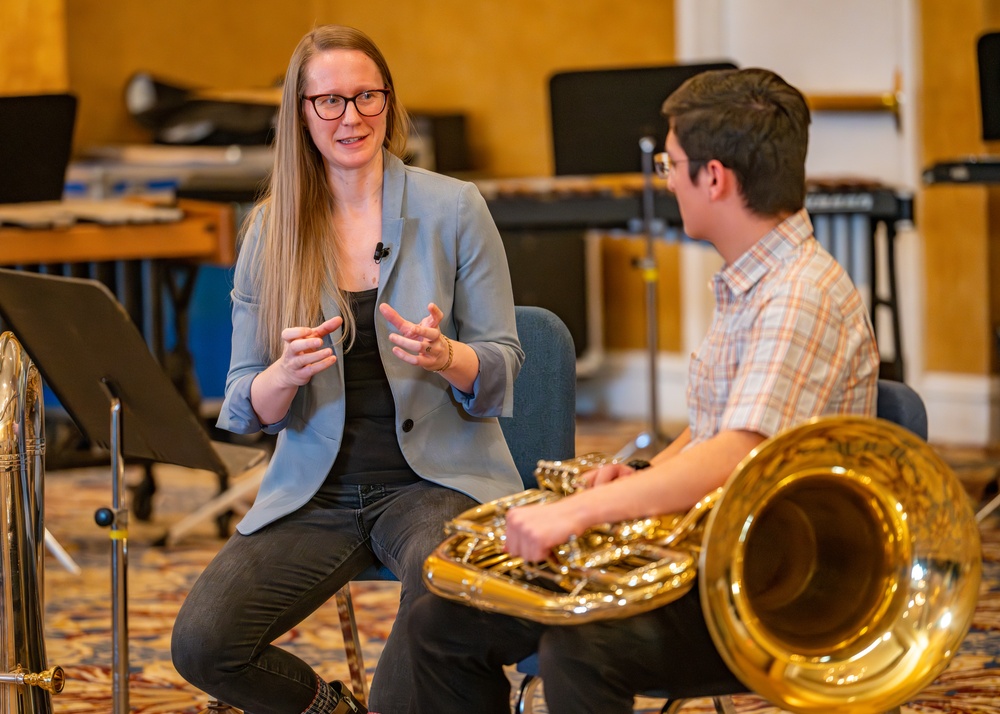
[406,67,879,714]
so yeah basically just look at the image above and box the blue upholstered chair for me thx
[334,305,578,703]
[514,378,927,714]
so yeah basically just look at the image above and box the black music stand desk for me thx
[0,268,265,536]
[0,268,267,709]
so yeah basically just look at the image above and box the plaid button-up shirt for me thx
[687,209,879,446]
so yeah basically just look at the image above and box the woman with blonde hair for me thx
[172,25,523,714]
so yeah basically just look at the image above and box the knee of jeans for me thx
[171,601,242,686]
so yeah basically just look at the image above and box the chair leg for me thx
[712,696,738,714]
[334,584,369,705]
[976,488,1000,523]
[660,696,737,714]
[514,673,543,714]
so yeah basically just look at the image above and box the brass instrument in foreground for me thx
[1,332,65,713]
[424,451,713,623]
[423,416,982,714]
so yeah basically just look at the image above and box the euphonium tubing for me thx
[424,415,981,714]
[701,416,980,714]
[424,453,716,623]
[0,331,65,713]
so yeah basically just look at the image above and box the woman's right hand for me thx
[273,316,342,387]
[250,316,342,426]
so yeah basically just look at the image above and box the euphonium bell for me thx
[0,331,65,713]
[701,416,980,714]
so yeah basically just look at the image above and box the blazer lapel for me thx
[379,151,407,288]
[317,290,346,388]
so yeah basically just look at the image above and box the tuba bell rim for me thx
[700,415,982,714]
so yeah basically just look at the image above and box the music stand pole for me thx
[97,379,130,714]
[638,137,664,453]
[615,137,668,460]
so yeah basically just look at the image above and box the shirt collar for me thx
[715,208,813,296]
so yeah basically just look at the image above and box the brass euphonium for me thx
[0,331,65,713]
[423,416,982,714]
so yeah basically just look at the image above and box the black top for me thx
[327,289,419,485]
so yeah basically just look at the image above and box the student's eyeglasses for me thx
[653,152,706,179]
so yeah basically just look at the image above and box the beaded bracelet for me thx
[434,335,454,372]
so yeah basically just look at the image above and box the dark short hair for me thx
[661,68,810,217]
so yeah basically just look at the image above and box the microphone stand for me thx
[617,137,668,459]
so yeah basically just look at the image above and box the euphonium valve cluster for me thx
[0,331,65,713]
[424,452,715,623]
[423,416,981,714]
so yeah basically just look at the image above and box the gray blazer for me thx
[218,152,524,534]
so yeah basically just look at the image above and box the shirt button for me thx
[402,419,414,432]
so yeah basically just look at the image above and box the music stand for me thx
[0,268,265,714]
[0,94,77,203]
[548,61,736,176]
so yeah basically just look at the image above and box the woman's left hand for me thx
[379,302,451,371]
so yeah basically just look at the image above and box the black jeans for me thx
[407,587,742,714]
[171,479,475,714]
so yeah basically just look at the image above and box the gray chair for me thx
[515,378,926,714]
[335,305,578,703]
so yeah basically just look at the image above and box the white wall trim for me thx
[675,0,725,61]
[916,372,1000,446]
[577,351,690,424]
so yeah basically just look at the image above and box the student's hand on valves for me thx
[505,498,589,564]
[507,462,643,561]
[275,316,342,387]
[578,462,638,488]
[380,302,451,371]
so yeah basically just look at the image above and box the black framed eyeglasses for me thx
[653,152,706,179]
[302,89,390,121]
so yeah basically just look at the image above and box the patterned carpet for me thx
[29,420,1000,713]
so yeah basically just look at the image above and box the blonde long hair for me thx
[247,25,410,359]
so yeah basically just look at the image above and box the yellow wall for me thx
[57,0,680,350]
[0,0,68,94]
[64,0,676,178]
[919,0,1000,375]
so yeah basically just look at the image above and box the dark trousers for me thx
[407,587,742,714]
[171,479,475,714]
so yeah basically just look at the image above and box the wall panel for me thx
[64,0,675,177]
[918,0,993,374]
[0,0,68,94]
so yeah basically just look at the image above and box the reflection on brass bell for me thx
[199,701,242,713]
